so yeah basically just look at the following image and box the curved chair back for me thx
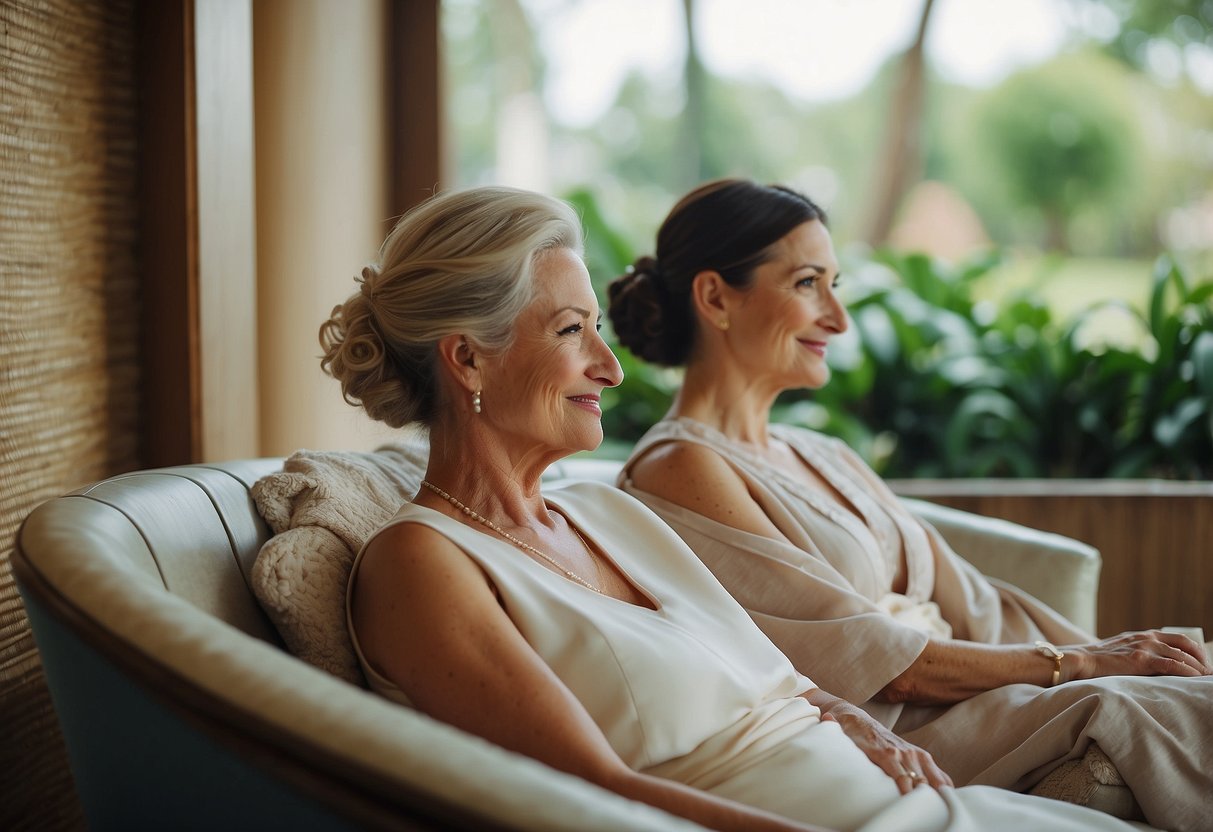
[14,460,696,832]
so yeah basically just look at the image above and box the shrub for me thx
[777,251,1212,479]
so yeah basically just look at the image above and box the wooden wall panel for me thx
[137,0,258,466]
[390,0,442,216]
[136,0,197,465]
[891,480,1213,638]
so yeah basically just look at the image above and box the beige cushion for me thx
[1030,744,1143,821]
[249,435,428,683]
[249,443,624,683]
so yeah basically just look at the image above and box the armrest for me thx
[902,498,1101,635]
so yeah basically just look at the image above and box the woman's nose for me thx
[589,330,624,388]
[824,288,849,334]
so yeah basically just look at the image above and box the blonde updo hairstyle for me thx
[320,186,583,428]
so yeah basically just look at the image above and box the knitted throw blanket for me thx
[250,435,429,684]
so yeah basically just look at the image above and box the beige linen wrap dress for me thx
[619,417,1213,832]
[347,480,1147,832]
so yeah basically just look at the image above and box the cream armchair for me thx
[14,453,1133,829]
[14,459,699,831]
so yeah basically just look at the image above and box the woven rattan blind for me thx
[1,1,140,828]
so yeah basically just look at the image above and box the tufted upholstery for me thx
[13,454,1142,829]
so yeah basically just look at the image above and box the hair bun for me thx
[607,254,690,367]
[629,255,661,280]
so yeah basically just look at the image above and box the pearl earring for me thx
[472,390,482,414]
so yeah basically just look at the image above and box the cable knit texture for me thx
[250,434,429,684]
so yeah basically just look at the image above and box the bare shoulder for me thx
[355,518,487,597]
[631,440,735,494]
[628,441,784,538]
[350,519,501,671]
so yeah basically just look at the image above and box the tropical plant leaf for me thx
[1192,331,1213,396]
[1153,397,1209,448]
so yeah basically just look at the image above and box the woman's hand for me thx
[805,690,951,794]
[880,631,1213,707]
[1066,630,1212,682]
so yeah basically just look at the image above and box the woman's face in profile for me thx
[723,219,848,392]
[481,247,623,456]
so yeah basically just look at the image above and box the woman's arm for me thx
[630,442,1213,707]
[350,521,831,832]
[879,631,1212,705]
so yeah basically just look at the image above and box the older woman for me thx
[321,185,1145,832]
[607,177,1213,832]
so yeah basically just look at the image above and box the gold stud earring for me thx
[472,390,482,414]
[718,318,730,331]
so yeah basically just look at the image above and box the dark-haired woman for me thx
[609,177,1213,832]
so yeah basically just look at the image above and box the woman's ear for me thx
[435,333,481,393]
[690,270,730,325]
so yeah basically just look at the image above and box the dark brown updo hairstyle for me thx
[319,186,582,428]
[608,178,827,367]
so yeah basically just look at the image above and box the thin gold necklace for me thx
[419,480,604,594]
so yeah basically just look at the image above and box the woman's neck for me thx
[421,422,561,531]
[670,358,781,447]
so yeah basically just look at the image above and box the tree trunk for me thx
[679,0,707,189]
[1045,207,1070,253]
[864,0,937,247]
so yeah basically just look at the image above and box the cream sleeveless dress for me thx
[347,481,1145,832]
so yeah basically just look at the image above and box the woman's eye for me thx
[796,276,818,289]
[558,323,584,336]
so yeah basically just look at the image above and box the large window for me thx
[442,0,1213,479]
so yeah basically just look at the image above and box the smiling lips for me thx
[567,394,602,414]
[799,339,829,357]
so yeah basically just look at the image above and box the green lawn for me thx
[975,255,1158,350]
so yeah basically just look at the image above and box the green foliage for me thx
[775,251,1213,479]
[565,186,633,298]
[599,348,680,460]
[1101,0,1213,71]
[444,1,1213,266]
[970,52,1142,252]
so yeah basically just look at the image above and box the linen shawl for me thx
[618,417,1090,727]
